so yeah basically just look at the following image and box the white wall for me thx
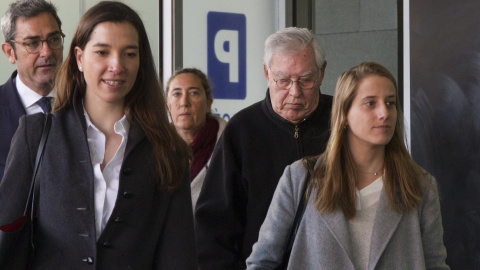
[0,0,159,84]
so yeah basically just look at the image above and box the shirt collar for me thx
[15,74,55,109]
[114,115,130,137]
[83,102,130,137]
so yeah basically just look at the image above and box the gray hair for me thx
[1,0,61,44]
[264,27,325,72]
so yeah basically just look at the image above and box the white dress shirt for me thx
[84,109,129,240]
[15,75,55,115]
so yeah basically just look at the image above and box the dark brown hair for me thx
[54,1,189,191]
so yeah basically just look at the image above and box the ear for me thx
[74,46,84,71]
[263,64,269,81]
[318,61,327,86]
[2,42,17,64]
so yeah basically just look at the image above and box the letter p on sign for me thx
[208,12,246,99]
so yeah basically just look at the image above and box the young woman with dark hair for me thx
[0,2,196,269]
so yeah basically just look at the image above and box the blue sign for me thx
[207,12,246,99]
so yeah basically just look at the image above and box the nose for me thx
[288,80,302,97]
[180,93,190,107]
[377,103,389,119]
[39,40,53,57]
[108,54,125,74]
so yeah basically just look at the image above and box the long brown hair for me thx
[53,1,189,191]
[307,62,428,218]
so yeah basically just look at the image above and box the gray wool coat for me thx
[0,92,197,269]
[246,159,449,270]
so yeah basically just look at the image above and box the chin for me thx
[283,111,300,120]
[376,140,392,146]
[177,123,193,130]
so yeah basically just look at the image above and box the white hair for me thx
[264,27,325,72]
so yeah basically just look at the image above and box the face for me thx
[167,73,213,136]
[264,45,326,124]
[75,22,140,108]
[346,75,397,150]
[1,12,63,94]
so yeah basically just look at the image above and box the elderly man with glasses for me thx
[0,0,63,181]
[195,27,333,269]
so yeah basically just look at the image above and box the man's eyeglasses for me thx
[271,72,317,90]
[10,32,65,54]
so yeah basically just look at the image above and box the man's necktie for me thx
[36,96,52,114]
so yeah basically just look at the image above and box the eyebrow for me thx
[172,86,201,91]
[22,30,62,40]
[361,94,396,101]
[275,70,313,78]
[92,43,139,50]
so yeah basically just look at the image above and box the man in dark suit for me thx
[0,0,63,180]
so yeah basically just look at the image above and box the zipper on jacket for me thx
[294,125,299,138]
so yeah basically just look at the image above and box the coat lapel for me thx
[124,123,146,159]
[320,207,354,265]
[368,190,403,269]
[2,72,26,125]
[71,90,95,187]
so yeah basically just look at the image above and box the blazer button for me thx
[114,216,123,223]
[82,257,94,265]
[103,241,112,248]
[123,167,132,175]
[123,191,132,198]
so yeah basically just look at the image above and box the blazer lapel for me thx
[71,90,95,187]
[368,190,403,269]
[321,207,354,265]
[3,73,26,125]
[124,124,145,158]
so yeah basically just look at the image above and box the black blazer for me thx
[0,71,25,181]
[0,91,197,269]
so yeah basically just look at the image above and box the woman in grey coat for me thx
[247,62,449,269]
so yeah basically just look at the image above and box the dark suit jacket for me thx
[0,91,197,269]
[0,71,25,181]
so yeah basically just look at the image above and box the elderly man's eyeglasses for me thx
[271,72,317,90]
[10,32,65,54]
